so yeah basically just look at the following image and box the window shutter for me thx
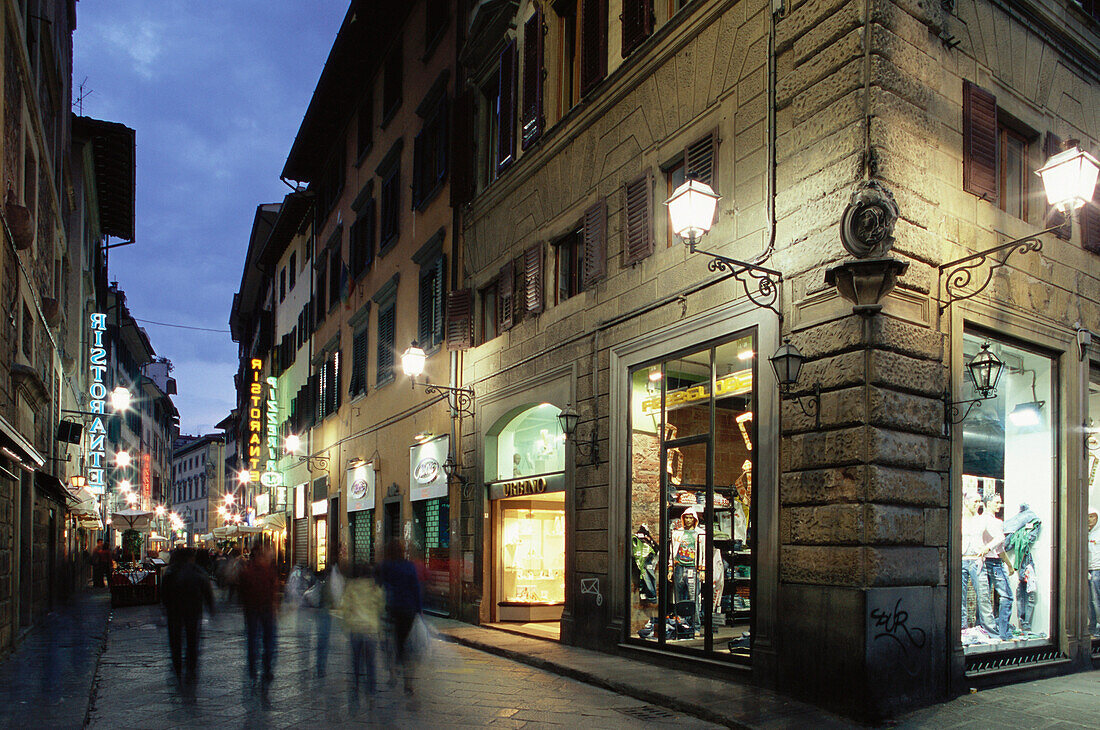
[497,40,517,173]
[451,89,475,206]
[580,0,607,96]
[521,9,544,149]
[333,350,342,410]
[582,198,608,288]
[413,128,425,206]
[621,0,653,57]
[432,259,445,345]
[963,80,998,201]
[1043,132,1072,240]
[685,132,717,187]
[418,265,435,345]
[446,288,473,350]
[350,329,367,396]
[436,95,449,187]
[498,259,515,331]
[622,172,653,265]
[524,243,544,313]
[1082,200,1100,255]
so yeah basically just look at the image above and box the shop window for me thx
[628,333,757,658]
[959,331,1056,658]
[495,403,566,480]
[1084,367,1098,644]
[500,505,565,604]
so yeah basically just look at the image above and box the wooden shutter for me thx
[686,132,717,187]
[582,198,608,288]
[435,95,449,187]
[580,0,607,96]
[521,9,544,149]
[445,288,473,350]
[498,259,515,331]
[418,266,434,344]
[622,172,653,265]
[451,89,475,206]
[362,198,376,271]
[621,0,653,57]
[1082,200,1100,255]
[1043,132,1072,240]
[413,128,425,206]
[963,80,998,201]
[377,303,396,383]
[524,243,544,313]
[497,40,517,173]
[350,328,368,396]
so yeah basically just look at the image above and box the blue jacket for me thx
[378,559,422,614]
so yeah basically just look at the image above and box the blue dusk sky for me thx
[73,2,349,436]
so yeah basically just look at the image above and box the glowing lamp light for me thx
[155,505,165,516]
[125,492,138,506]
[666,179,720,242]
[224,492,235,505]
[110,387,132,412]
[1008,401,1044,428]
[238,470,252,485]
[401,342,427,379]
[115,450,132,468]
[1036,143,1100,212]
[966,343,1004,400]
[118,479,132,492]
[284,434,301,454]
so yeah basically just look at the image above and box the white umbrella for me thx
[110,509,154,532]
[236,525,263,535]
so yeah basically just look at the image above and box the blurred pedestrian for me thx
[222,548,243,603]
[92,539,111,588]
[337,564,384,703]
[377,540,422,695]
[239,544,279,688]
[161,547,215,686]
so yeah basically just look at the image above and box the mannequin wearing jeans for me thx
[979,493,1012,641]
[961,490,995,633]
[1087,508,1100,637]
[669,507,701,631]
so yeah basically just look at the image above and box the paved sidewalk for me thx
[428,618,1100,730]
[0,588,111,728]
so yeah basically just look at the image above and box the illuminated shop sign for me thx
[409,435,449,502]
[141,453,152,501]
[346,462,376,513]
[86,313,107,494]
[261,376,281,488]
[640,369,752,416]
[489,472,566,500]
[246,358,263,477]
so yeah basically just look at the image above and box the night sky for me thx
[73,2,348,435]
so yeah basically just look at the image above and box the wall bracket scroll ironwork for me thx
[937,224,1062,313]
[686,239,783,320]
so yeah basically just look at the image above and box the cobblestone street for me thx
[85,598,715,729]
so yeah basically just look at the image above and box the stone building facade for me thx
[451,0,1099,719]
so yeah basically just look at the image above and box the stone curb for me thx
[431,626,748,730]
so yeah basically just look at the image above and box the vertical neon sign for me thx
[247,358,263,479]
[260,376,282,488]
[87,313,108,494]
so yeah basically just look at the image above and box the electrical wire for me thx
[132,318,230,333]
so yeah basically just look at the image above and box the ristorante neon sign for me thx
[87,313,108,493]
[246,358,263,478]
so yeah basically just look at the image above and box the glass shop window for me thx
[1087,367,1099,644]
[496,403,566,480]
[960,331,1056,656]
[500,505,566,604]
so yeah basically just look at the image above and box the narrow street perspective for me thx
[0,0,1097,727]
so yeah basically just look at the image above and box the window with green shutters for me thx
[418,256,445,348]
[377,300,396,386]
[349,328,369,398]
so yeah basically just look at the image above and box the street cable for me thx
[132,318,231,333]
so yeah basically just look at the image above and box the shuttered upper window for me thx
[523,243,544,314]
[414,76,450,209]
[417,255,446,349]
[622,172,653,266]
[521,9,544,149]
[497,40,518,173]
[349,327,369,398]
[579,0,607,97]
[376,300,396,386]
[962,81,998,201]
[378,143,402,253]
[350,198,376,279]
[664,132,718,246]
[621,0,653,57]
[446,288,473,350]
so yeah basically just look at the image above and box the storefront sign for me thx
[262,376,281,487]
[255,492,269,517]
[86,313,107,494]
[245,358,263,477]
[141,453,151,501]
[409,435,449,502]
[641,369,752,416]
[489,472,565,500]
[347,462,375,513]
[311,498,328,517]
[294,482,307,520]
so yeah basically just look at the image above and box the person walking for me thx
[92,539,111,588]
[160,547,215,686]
[337,565,384,703]
[376,540,422,695]
[239,544,279,690]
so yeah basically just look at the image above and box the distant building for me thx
[170,434,225,545]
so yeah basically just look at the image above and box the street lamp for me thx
[1036,142,1100,212]
[115,450,132,468]
[945,342,1005,425]
[110,386,132,412]
[768,339,822,428]
[557,403,598,464]
[401,341,475,417]
[284,433,301,455]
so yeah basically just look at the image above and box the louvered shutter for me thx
[963,81,998,201]
[436,95,449,187]
[445,288,473,350]
[524,243,544,313]
[413,128,425,206]
[685,132,717,187]
[1043,133,1072,240]
[621,0,653,57]
[580,0,607,96]
[362,198,376,271]
[451,89,475,206]
[497,40,517,172]
[1082,201,1100,255]
[350,329,367,396]
[521,9,544,149]
[622,172,653,265]
[377,303,396,383]
[498,259,515,331]
[582,198,608,288]
[333,350,342,410]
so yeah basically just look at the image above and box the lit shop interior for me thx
[629,333,756,659]
[489,403,567,624]
[959,331,1056,654]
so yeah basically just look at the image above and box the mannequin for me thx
[668,506,703,634]
[1088,508,1099,638]
[977,491,1012,641]
[632,525,658,603]
[1004,503,1042,635]
[960,488,994,635]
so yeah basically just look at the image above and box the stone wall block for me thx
[790,317,862,357]
[777,0,856,52]
[866,427,936,469]
[867,387,944,435]
[783,385,865,431]
[793,1,862,65]
[864,504,924,544]
[775,152,862,216]
[787,58,863,121]
[869,350,946,396]
[574,530,607,552]
[576,551,608,574]
[870,55,934,116]
[576,484,608,510]
[575,508,607,531]
[871,25,939,94]
[867,316,942,359]
[782,465,867,504]
[777,110,862,185]
[923,507,947,547]
[895,258,934,295]
[780,544,864,585]
[782,426,866,471]
[865,546,940,586]
[786,503,864,544]
[798,350,865,391]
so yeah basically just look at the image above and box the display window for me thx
[628,331,756,659]
[959,331,1057,656]
[315,517,328,573]
[495,403,565,480]
[1087,367,1099,644]
[496,492,566,621]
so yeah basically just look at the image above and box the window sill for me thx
[412,179,446,212]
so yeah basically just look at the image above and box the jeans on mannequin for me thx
[961,558,994,633]
[1015,557,1038,633]
[984,558,1013,640]
[672,564,697,626]
[1087,570,1100,636]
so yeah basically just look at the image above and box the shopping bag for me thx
[407,614,433,662]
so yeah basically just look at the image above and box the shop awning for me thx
[0,413,43,470]
[34,471,70,505]
[259,512,287,531]
[237,525,263,535]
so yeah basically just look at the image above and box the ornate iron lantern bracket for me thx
[937,224,1062,313]
[423,382,475,418]
[686,239,783,320]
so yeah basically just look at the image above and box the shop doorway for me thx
[315,517,327,572]
[628,332,757,661]
[383,502,401,549]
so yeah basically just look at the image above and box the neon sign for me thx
[246,358,263,478]
[87,313,107,494]
[141,453,152,501]
[261,375,281,488]
[641,369,752,416]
